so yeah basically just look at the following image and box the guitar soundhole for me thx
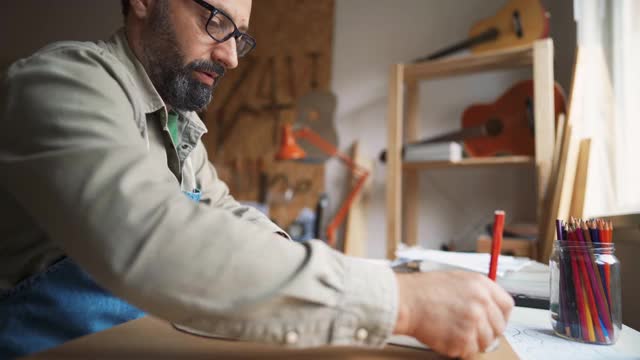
[486,118,504,137]
[512,10,523,38]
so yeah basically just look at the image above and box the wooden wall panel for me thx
[202,0,335,229]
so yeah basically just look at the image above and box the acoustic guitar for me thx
[379,80,566,162]
[414,0,550,62]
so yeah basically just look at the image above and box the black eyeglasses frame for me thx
[191,0,256,57]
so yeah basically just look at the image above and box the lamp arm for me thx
[293,127,370,248]
[325,172,369,248]
[293,128,368,177]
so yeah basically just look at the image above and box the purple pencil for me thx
[556,219,564,240]
[555,220,570,334]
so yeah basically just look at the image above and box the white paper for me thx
[387,335,428,350]
[388,324,640,359]
[404,142,462,162]
[505,322,640,360]
[396,246,532,277]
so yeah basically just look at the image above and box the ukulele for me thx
[414,0,550,62]
[294,52,338,161]
[379,80,566,162]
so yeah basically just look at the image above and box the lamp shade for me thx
[276,124,306,160]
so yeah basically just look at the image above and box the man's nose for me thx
[211,38,239,70]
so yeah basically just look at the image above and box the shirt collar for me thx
[105,28,208,134]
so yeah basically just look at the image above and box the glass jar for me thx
[549,240,622,344]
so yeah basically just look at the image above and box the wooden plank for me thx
[538,47,583,261]
[402,156,534,170]
[403,172,419,247]
[569,138,591,218]
[386,64,404,260]
[538,125,579,261]
[551,114,566,177]
[404,43,533,81]
[403,80,420,247]
[533,38,555,223]
[343,142,371,257]
[477,235,536,258]
[538,113,567,246]
[556,129,580,232]
[405,80,420,139]
[547,113,566,202]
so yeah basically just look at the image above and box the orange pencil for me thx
[582,222,613,337]
[489,210,505,281]
[582,286,597,342]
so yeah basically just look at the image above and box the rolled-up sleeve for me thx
[192,144,290,239]
[0,46,398,347]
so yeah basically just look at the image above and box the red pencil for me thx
[489,210,505,281]
[568,227,589,340]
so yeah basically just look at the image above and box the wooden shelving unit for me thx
[385,39,556,259]
[404,43,535,80]
[403,156,534,170]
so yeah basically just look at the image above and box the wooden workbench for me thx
[25,316,517,360]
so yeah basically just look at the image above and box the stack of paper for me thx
[404,142,462,162]
[497,261,549,299]
[395,246,532,278]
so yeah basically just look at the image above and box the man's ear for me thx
[129,0,155,19]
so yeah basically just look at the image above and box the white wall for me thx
[330,0,575,258]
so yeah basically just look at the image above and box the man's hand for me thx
[393,271,514,358]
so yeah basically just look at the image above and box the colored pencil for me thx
[582,285,597,342]
[581,222,613,337]
[574,224,606,342]
[555,220,570,336]
[590,220,608,303]
[566,223,581,338]
[605,221,612,297]
[488,210,504,281]
[567,227,589,340]
[570,226,602,342]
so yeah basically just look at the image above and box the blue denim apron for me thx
[0,257,145,358]
[0,190,201,358]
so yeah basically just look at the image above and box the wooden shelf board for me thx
[404,44,534,81]
[402,156,534,170]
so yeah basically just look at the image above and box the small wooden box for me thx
[476,234,537,258]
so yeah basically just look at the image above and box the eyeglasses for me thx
[191,0,256,58]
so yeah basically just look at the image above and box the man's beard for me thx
[140,1,225,112]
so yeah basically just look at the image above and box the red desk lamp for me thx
[276,124,369,249]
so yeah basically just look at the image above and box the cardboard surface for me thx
[26,316,518,360]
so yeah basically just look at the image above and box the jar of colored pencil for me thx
[549,219,622,345]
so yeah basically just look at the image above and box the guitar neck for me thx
[406,126,487,147]
[379,123,492,163]
[414,27,499,63]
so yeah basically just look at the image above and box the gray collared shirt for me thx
[0,29,397,347]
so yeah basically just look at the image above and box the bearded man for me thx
[0,1,513,358]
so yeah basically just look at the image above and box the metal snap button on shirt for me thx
[355,328,368,341]
[285,330,299,345]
